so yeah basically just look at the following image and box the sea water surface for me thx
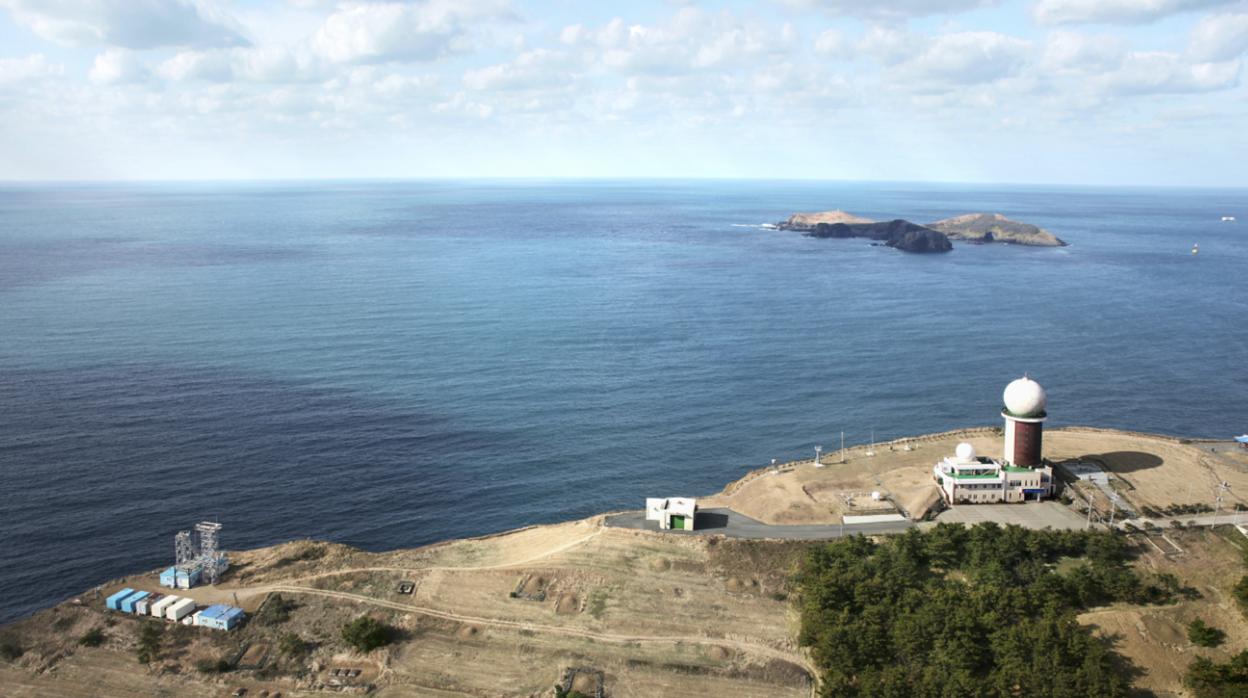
[1,180,1245,623]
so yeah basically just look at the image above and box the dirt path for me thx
[231,526,607,601]
[264,583,818,679]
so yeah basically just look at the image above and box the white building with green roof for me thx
[933,442,1053,505]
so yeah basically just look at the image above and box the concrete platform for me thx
[933,502,1088,530]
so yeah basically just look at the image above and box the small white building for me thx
[933,443,1053,505]
[645,497,698,530]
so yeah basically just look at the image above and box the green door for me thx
[671,515,685,530]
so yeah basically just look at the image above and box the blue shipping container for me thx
[105,588,136,611]
[120,591,150,614]
[159,567,177,588]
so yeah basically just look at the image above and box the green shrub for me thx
[341,616,393,653]
[0,639,23,661]
[78,627,105,647]
[1187,651,1248,697]
[274,545,326,568]
[135,623,161,664]
[278,632,311,657]
[1234,576,1248,617]
[255,593,298,625]
[1189,619,1225,647]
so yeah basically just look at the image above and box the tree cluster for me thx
[135,623,161,664]
[341,615,394,653]
[1187,651,1248,697]
[796,523,1175,697]
[1187,619,1225,648]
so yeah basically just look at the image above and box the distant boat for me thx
[1192,244,1199,255]
[1223,216,1236,222]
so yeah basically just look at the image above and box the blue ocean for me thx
[1,180,1245,624]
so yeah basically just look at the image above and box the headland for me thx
[3,425,1247,697]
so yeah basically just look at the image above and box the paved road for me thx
[604,507,912,540]
[934,502,1089,530]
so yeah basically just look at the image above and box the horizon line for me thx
[1,176,1246,191]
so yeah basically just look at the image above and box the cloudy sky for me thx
[1,0,1246,184]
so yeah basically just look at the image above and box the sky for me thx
[0,0,1246,185]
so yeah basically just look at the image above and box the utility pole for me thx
[1212,481,1231,529]
[1086,491,1094,529]
[814,446,823,468]
[840,431,846,464]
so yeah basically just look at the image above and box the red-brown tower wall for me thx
[1013,420,1043,466]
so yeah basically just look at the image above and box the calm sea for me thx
[1,180,1245,623]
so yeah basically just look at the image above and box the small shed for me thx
[645,497,698,531]
[194,604,245,630]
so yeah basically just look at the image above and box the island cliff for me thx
[806,220,953,253]
[778,210,1064,248]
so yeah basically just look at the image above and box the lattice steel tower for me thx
[195,521,223,584]
[175,530,196,565]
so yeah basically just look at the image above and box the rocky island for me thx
[927,212,1066,246]
[778,210,1065,251]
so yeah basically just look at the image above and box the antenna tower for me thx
[196,521,224,584]
[175,530,196,565]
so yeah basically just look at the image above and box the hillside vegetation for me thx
[796,523,1178,697]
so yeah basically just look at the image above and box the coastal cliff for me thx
[806,219,953,253]
[778,210,1064,248]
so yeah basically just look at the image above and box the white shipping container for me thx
[190,611,204,627]
[166,597,196,621]
[150,595,178,618]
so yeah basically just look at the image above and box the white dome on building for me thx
[955,442,977,462]
[1003,377,1047,417]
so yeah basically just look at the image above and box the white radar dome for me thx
[955,443,977,462]
[1003,377,1047,417]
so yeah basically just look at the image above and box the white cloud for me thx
[567,9,790,76]
[1040,31,1127,73]
[0,53,62,85]
[158,46,323,83]
[1189,13,1248,62]
[1097,51,1240,93]
[463,48,571,91]
[857,26,918,65]
[88,48,149,84]
[813,29,850,57]
[781,0,997,20]
[307,0,509,65]
[0,0,249,49]
[892,31,1032,84]
[1033,0,1236,25]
